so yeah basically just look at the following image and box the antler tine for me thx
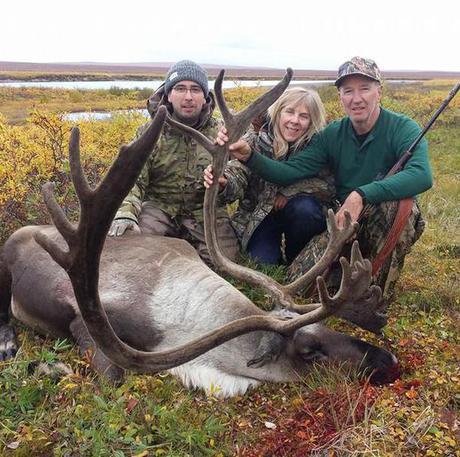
[34,182,75,270]
[330,245,388,333]
[231,68,293,141]
[214,70,234,130]
[69,128,92,203]
[41,182,77,242]
[34,128,94,268]
[166,115,218,155]
[35,230,70,271]
[350,238,364,264]
[215,68,294,144]
[315,256,367,309]
[284,209,359,299]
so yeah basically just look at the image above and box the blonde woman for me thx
[205,88,335,265]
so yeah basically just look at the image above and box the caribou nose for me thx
[367,350,401,385]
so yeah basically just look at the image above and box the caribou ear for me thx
[247,333,286,368]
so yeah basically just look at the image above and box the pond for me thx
[65,109,150,121]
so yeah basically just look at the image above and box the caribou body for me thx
[0,70,398,397]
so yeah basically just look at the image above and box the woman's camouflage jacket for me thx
[220,123,335,251]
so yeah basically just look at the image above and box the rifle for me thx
[379,82,459,179]
[362,82,460,275]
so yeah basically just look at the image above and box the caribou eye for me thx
[300,348,327,362]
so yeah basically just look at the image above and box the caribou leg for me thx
[69,317,125,383]
[0,251,17,361]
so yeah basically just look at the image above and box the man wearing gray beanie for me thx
[108,60,239,265]
[163,60,210,126]
[164,60,209,97]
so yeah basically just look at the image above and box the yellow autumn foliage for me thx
[1,83,458,244]
[0,110,146,241]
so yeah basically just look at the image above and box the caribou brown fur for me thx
[0,70,397,397]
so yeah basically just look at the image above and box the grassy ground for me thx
[0,82,459,456]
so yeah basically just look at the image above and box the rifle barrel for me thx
[407,82,460,154]
[358,81,459,221]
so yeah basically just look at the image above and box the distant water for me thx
[2,77,416,122]
[65,109,150,121]
[0,79,334,90]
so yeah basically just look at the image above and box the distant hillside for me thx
[1,61,459,81]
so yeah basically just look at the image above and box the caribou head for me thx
[0,70,398,397]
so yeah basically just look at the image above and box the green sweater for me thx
[247,108,433,204]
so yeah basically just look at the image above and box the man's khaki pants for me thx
[138,202,240,266]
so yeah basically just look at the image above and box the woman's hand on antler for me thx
[203,164,227,190]
[273,193,288,211]
[215,126,252,162]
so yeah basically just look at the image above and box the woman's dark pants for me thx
[246,195,326,265]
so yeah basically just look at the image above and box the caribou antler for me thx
[168,69,385,331]
[34,105,371,374]
[34,70,385,376]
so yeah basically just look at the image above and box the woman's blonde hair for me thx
[268,87,326,158]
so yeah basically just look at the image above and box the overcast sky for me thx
[1,0,458,72]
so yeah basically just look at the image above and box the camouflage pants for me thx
[138,201,240,266]
[287,200,425,304]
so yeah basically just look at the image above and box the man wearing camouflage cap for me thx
[223,56,433,328]
[109,60,239,265]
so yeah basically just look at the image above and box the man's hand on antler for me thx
[203,164,228,190]
[215,126,252,162]
[335,191,364,228]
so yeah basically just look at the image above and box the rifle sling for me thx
[371,197,413,276]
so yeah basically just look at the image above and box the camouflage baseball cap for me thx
[335,56,382,87]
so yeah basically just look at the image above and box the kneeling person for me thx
[109,60,239,265]
[206,88,334,265]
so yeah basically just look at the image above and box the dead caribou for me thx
[0,70,398,397]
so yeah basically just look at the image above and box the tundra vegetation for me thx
[0,80,459,456]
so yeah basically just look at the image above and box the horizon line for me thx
[1,60,460,74]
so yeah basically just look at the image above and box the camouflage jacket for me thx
[115,85,225,223]
[220,124,335,250]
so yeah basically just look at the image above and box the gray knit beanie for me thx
[164,60,209,96]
